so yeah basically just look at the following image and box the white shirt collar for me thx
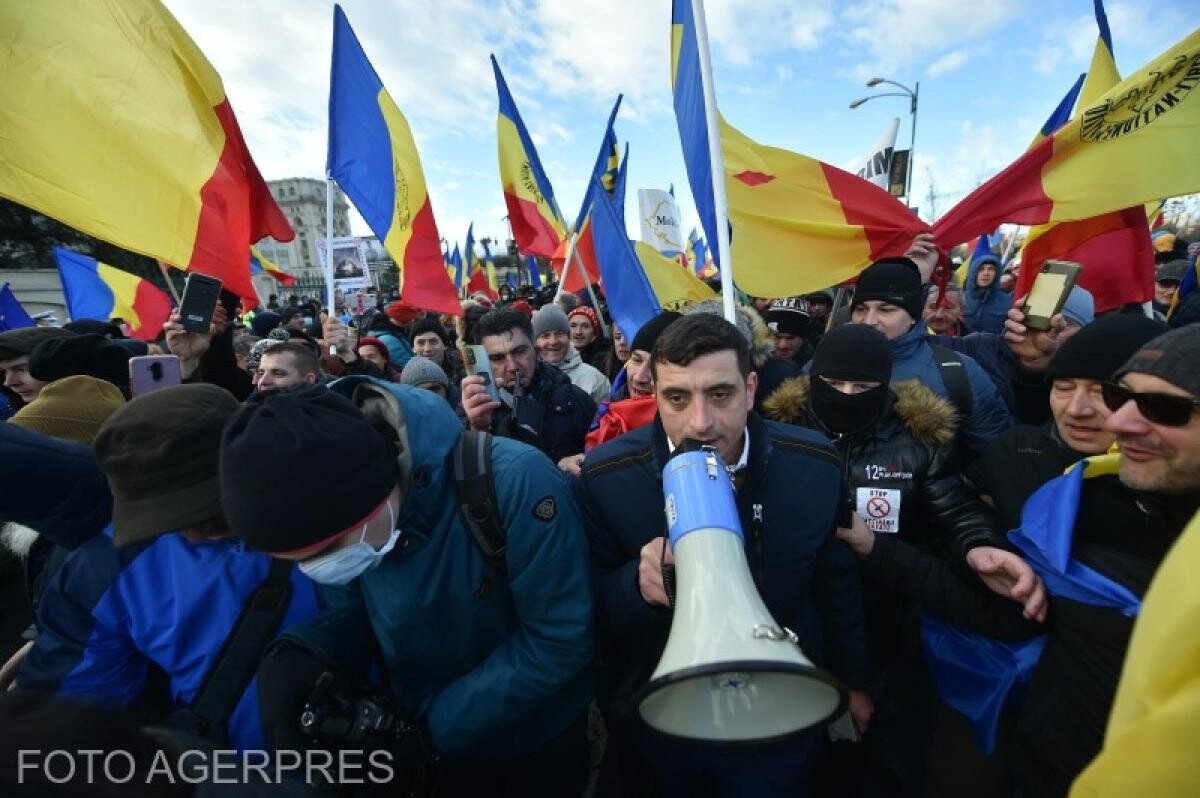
[667,426,750,473]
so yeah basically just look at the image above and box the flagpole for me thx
[156,262,182,306]
[691,0,736,325]
[554,232,578,301]
[325,176,336,355]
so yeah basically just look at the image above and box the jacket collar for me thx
[649,410,772,480]
[889,322,928,360]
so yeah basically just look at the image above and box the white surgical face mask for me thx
[298,499,398,586]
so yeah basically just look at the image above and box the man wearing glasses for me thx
[837,325,1200,797]
[461,307,597,467]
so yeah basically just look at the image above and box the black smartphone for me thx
[179,272,223,333]
[218,289,242,325]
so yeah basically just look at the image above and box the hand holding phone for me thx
[179,273,223,334]
[1021,260,1081,331]
[129,355,183,397]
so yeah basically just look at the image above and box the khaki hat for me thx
[9,376,126,446]
[94,383,239,546]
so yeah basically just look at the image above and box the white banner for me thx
[318,236,371,290]
[851,118,899,190]
[638,189,685,256]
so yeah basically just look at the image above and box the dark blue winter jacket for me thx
[888,324,1013,458]
[576,411,872,722]
[963,254,1013,336]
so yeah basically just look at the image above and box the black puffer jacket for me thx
[762,377,1004,560]
[490,361,596,463]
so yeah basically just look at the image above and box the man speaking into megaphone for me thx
[577,312,873,796]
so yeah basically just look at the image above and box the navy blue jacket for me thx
[576,411,871,721]
[887,324,1013,458]
[963,254,1013,336]
[490,361,596,462]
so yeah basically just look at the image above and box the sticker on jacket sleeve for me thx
[856,488,901,534]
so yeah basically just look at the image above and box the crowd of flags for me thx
[0,0,1196,338]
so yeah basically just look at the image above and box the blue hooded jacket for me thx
[4,424,321,751]
[888,323,1013,457]
[282,377,594,761]
[963,254,1012,336]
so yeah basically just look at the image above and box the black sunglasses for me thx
[1101,382,1200,427]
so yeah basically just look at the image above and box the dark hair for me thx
[651,313,751,379]
[476,308,533,342]
[261,341,319,376]
[233,334,260,357]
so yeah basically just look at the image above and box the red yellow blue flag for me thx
[0,0,293,312]
[671,0,926,296]
[250,246,296,286]
[491,55,567,259]
[53,248,172,341]
[328,6,461,315]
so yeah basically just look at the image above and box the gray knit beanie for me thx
[532,305,570,339]
[400,356,450,390]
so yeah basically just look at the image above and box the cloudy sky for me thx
[164,0,1196,251]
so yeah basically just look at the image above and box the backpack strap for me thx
[172,557,294,742]
[930,344,974,421]
[454,431,507,594]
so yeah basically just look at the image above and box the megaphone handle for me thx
[661,534,676,608]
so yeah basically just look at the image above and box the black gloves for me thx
[256,640,330,753]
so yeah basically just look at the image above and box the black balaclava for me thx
[808,324,893,435]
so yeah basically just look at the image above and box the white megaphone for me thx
[637,443,847,742]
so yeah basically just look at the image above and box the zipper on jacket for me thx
[750,503,765,590]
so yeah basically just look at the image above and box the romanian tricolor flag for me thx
[327,6,460,316]
[687,228,709,276]
[591,175,713,345]
[0,1,292,312]
[53,248,172,341]
[491,55,567,259]
[932,26,1200,268]
[450,244,465,294]
[999,2,1154,313]
[561,96,624,292]
[250,246,296,286]
[670,0,927,298]
[464,224,477,287]
[467,264,498,303]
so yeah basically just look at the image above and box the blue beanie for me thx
[1060,285,1095,328]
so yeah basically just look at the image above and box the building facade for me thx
[255,177,352,299]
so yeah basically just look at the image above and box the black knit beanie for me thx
[29,333,132,392]
[630,311,682,354]
[220,385,398,554]
[852,257,925,321]
[810,323,893,383]
[1046,314,1168,382]
[766,298,811,337]
[409,316,449,345]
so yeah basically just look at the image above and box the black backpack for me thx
[930,344,974,422]
[452,430,509,598]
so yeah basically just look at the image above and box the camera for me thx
[300,671,413,752]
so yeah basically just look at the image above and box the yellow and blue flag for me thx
[328,6,460,315]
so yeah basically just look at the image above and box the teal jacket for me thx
[284,377,594,760]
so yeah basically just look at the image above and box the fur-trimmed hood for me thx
[684,299,776,367]
[761,377,958,447]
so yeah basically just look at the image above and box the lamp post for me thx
[849,78,919,203]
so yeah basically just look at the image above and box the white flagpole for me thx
[691,0,736,325]
[325,177,336,355]
[554,232,578,301]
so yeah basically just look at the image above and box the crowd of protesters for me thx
[0,230,1197,797]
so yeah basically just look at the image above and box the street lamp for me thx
[849,77,919,203]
